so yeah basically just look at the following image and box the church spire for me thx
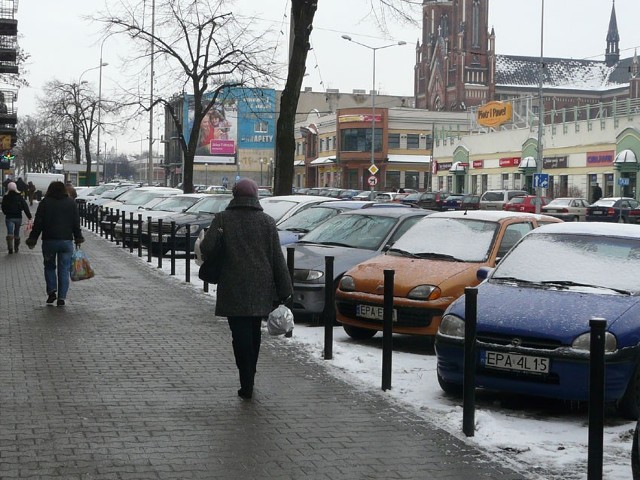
[605,0,620,66]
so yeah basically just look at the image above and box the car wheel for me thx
[343,324,377,340]
[437,372,462,395]
[618,363,640,420]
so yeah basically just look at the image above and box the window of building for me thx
[340,128,383,152]
[388,133,400,149]
[502,173,509,189]
[320,138,324,152]
[405,171,419,190]
[386,171,400,190]
[472,0,481,48]
[407,134,420,150]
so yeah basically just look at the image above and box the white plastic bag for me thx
[267,305,294,336]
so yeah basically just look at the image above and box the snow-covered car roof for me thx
[531,221,640,238]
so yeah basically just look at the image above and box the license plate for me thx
[591,211,602,215]
[356,304,397,322]
[481,351,549,374]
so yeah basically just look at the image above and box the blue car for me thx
[435,222,640,418]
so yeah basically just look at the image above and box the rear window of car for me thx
[509,197,525,204]
[481,191,504,202]
[508,191,527,200]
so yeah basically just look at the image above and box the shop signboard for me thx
[477,101,513,128]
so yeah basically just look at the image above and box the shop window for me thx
[407,134,420,150]
[388,133,400,149]
[405,171,419,189]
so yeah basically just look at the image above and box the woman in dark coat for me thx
[200,178,292,400]
[25,181,84,307]
[1,181,32,253]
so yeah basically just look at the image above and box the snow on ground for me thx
[96,235,635,479]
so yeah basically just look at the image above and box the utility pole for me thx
[147,0,155,185]
[535,0,545,213]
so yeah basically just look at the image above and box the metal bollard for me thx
[185,226,191,283]
[91,205,96,232]
[462,287,478,437]
[323,256,334,360]
[121,211,126,249]
[128,212,134,253]
[170,221,176,276]
[109,208,115,242]
[588,317,607,480]
[157,219,163,268]
[146,216,152,263]
[382,269,395,391]
[99,207,104,237]
[287,247,295,281]
[137,214,143,257]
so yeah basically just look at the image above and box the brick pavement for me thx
[0,218,537,479]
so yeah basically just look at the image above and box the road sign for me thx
[618,178,630,186]
[367,175,378,186]
[368,164,379,175]
[533,173,549,189]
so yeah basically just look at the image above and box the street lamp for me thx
[535,0,545,214]
[204,163,208,186]
[97,34,115,184]
[342,35,406,191]
[259,158,264,186]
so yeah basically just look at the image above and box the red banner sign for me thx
[499,157,520,167]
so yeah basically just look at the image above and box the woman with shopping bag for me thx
[25,181,84,307]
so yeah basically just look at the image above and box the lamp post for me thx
[97,34,115,184]
[259,158,264,186]
[535,0,545,214]
[342,35,406,191]
[204,163,208,186]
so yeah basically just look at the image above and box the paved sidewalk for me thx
[0,219,532,479]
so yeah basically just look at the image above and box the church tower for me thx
[605,0,620,67]
[414,0,493,111]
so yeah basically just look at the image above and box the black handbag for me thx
[198,215,225,284]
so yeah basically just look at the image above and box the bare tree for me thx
[16,115,69,174]
[95,0,276,193]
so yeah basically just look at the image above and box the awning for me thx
[294,160,305,167]
[614,149,638,164]
[310,156,336,165]
[387,154,432,164]
[449,161,468,172]
[520,156,537,168]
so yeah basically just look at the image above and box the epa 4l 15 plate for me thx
[481,351,550,374]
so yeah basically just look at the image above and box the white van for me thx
[479,189,528,210]
[25,173,65,196]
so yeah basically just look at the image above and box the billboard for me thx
[183,87,276,165]
[477,101,512,128]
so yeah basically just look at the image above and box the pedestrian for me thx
[592,182,603,203]
[16,177,27,198]
[25,181,84,307]
[1,181,32,254]
[199,178,292,400]
[26,181,36,206]
[65,181,77,200]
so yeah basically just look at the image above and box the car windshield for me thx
[119,190,171,205]
[391,217,499,262]
[101,186,132,199]
[403,193,420,201]
[185,195,231,214]
[492,233,640,294]
[92,184,119,195]
[482,192,504,201]
[260,198,302,221]
[592,199,616,207]
[547,198,571,207]
[148,196,201,212]
[277,207,339,233]
[300,214,398,250]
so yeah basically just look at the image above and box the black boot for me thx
[13,237,20,253]
[6,235,13,254]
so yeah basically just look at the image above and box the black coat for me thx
[200,196,293,318]
[28,194,83,242]
[1,190,31,219]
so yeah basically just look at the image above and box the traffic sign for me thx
[367,175,378,186]
[368,164,379,175]
[533,173,549,189]
[618,178,630,186]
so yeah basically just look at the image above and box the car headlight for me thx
[571,332,618,353]
[293,269,324,282]
[438,314,465,339]
[407,285,441,300]
[176,224,200,235]
[339,275,355,291]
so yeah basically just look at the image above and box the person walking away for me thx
[26,181,36,206]
[16,177,27,199]
[200,178,292,400]
[1,181,32,254]
[65,181,77,200]
[25,181,84,307]
[592,183,603,203]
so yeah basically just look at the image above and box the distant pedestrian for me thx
[1,181,32,254]
[199,178,292,400]
[26,181,36,206]
[16,177,27,197]
[25,181,84,307]
[65,181,77,200]
[592,183,603,203]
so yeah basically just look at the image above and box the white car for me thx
[541,197,590,222]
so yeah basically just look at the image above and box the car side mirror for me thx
[477,266,493,281]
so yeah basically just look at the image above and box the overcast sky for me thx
[17,0,640,154]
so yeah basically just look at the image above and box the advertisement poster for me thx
[183,87,276,165]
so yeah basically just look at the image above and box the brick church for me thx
[414,0,640,112]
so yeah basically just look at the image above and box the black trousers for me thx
[227,317,262,389]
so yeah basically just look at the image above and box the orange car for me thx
[335,210,561,339]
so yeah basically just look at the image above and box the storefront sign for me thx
[472,160,484,169]
[338,113,382,123]
[543,156,568,169]
[499,157,520,167]
[437,162,452,171]
[477,101,513,128]
[586,150,614,166]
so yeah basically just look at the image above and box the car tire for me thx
[618,363,640,420]
[437,372,462,395]
[343,324,377,340]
